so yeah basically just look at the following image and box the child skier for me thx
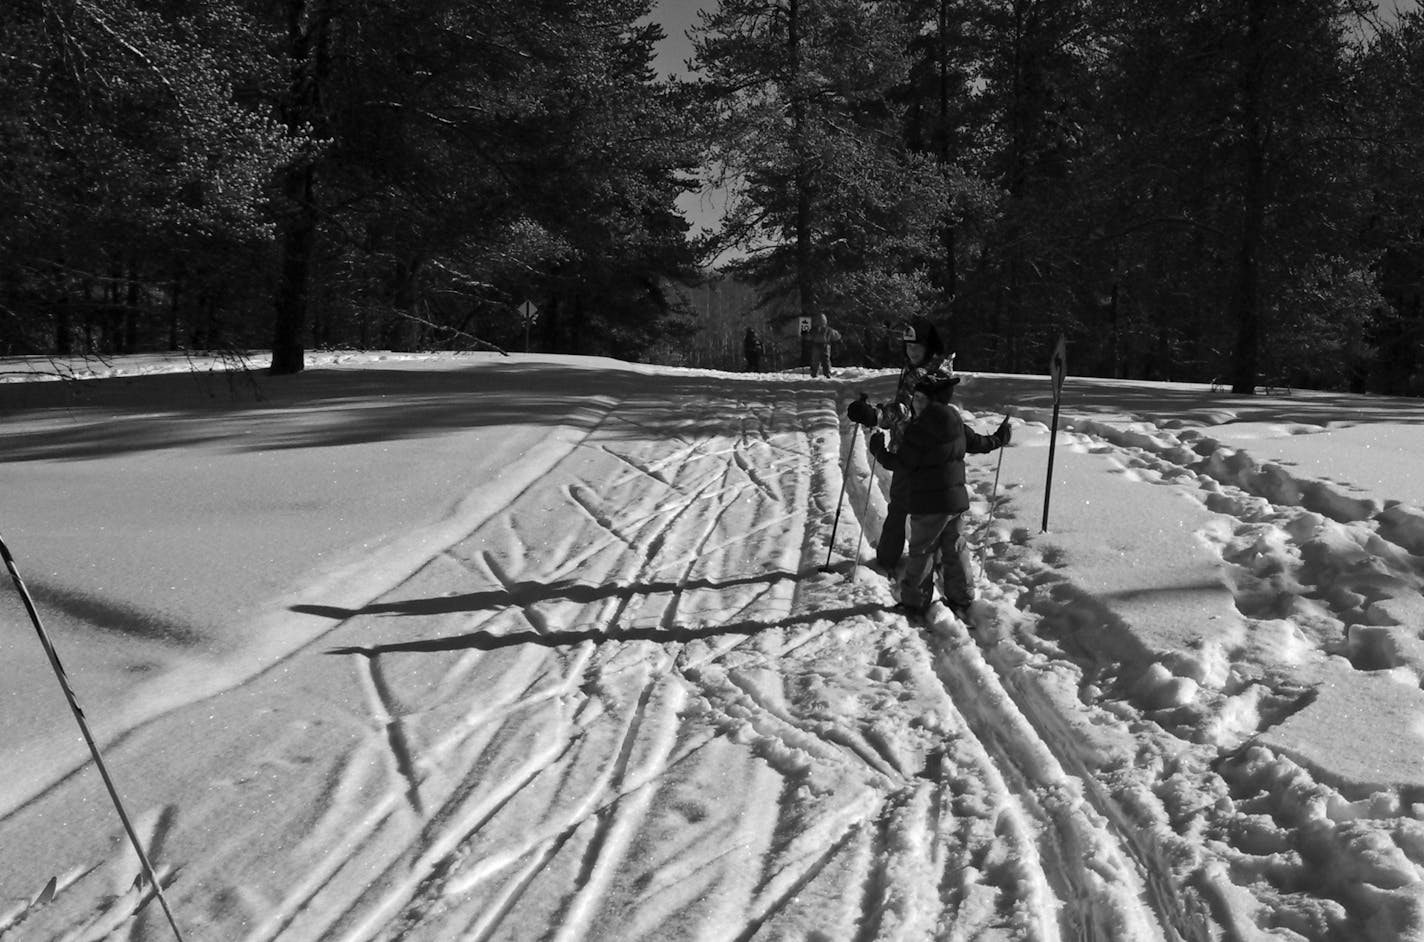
[846,316,949,572]
[866,369,1011,618]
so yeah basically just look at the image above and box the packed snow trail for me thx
[0,369,1161,942]
[6,358,1424,941]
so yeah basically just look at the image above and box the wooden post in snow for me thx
[1042,335,1067,533]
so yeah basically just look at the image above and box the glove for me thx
[996,416,1012,446]
[847,395,877,427]
[869,431,886,455]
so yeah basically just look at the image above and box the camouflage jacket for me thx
[878,353,948,452]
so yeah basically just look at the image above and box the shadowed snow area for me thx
[4,351,1424,941]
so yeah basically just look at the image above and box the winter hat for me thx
[914,369,960,402]
[901,317,945,357]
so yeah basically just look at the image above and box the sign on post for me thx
[519,300,538,352]
[1042,334,1067,532]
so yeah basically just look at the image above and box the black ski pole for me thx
[0,531,186,942]
[823,394,867,571]
[976,410,1013,576]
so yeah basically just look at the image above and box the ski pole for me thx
[0,531,186,942]
[823,395,868,571]
[848,453,879,579]
[976,411,1012,577]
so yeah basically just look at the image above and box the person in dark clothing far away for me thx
[743,327,763,372]
[866,369,1011,618]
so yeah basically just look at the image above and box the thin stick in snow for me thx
[0,531,187,942]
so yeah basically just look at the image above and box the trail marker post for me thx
[1042,335,1067,533]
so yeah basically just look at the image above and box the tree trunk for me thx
[789,0,817,323]
[272,162,315,373]
[168,264,182,352]
[1230,0,1266,395]
[542,294,560,352]
[382,257,421,350]
[571,293,586,355]
[1109,282,1121,378]
[124,261,139,353]
[52,257,71,354]
[106,262,122,353]
[270,0,331,376]
[938,0,957,307]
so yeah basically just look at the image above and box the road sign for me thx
[520,300,538,323]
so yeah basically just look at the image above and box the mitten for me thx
[996,416,1012,446]
[847,396,877,427]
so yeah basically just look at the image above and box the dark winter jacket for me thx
[869,401,1005,515]
[876,352,946,461]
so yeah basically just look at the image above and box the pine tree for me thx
[264,0,699,368]
[691,0,956,341]
[0,0,296,357]
[1092,0,1382,392]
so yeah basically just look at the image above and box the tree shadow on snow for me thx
[0,359,831,461]
[293,563,855,623]
[295,562,884,654]
[321,602,886,656]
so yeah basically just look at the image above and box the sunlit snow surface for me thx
[4,350,1424,941]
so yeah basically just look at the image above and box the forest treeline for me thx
[2,0,1422,392]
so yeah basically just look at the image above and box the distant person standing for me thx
[743,327,763,372]
[809,313,841,378]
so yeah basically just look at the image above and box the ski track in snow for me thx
[945,393,1424,942]
[9,370,1424,941]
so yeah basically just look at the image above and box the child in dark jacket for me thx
[846,316,949,572]
[867,370,1010,616]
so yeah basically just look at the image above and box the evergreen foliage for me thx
[0,0,1421,390]
[1,0,698,371]
[689,0,1424,393]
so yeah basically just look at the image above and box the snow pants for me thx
[810,343,832,377]
[899,511,974,611]
[876,484,909,570]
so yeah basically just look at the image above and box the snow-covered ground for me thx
[3,350,1424,941]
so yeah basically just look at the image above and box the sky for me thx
[649,0,707,80]
[5,350,1424,940]
[647,1,726,240]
